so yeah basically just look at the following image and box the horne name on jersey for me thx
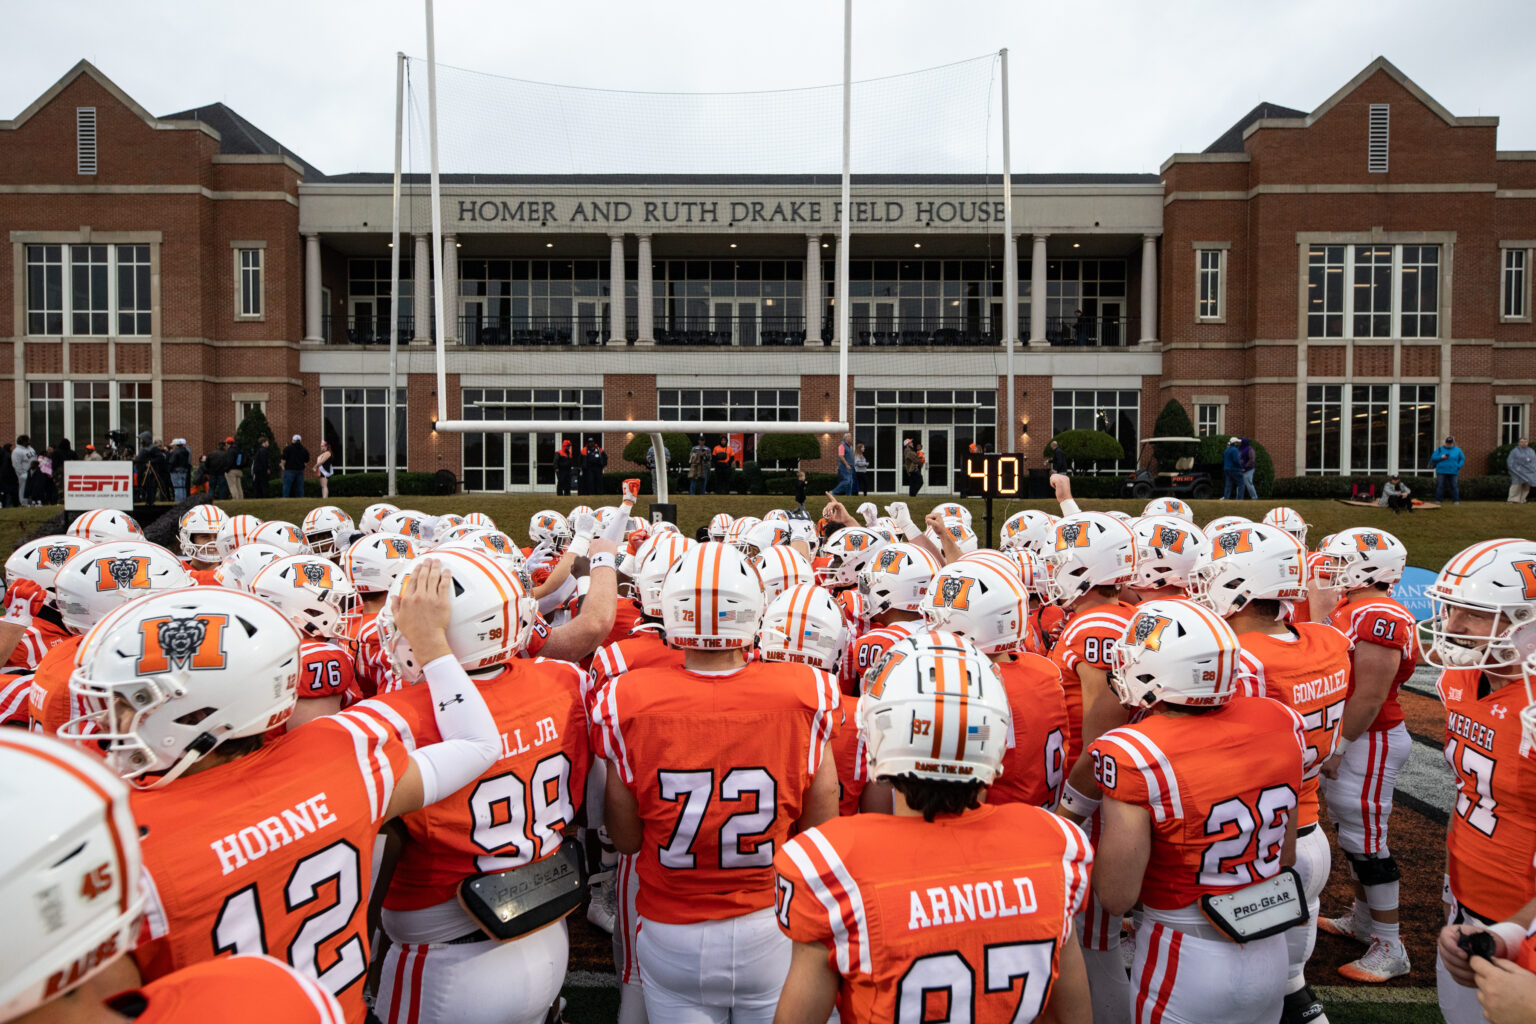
[209,792,339,875]
[907,873,1039,930]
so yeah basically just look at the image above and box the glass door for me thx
[924,428,950,494]
[734,300,759,346]
[576,300,601,346]
[1099,299,1123,346]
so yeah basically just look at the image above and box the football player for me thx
[3,533,92,671]
[250,554,362,727]
[1313,528,1419,983]
[66,509,144,544]
[340,533,418,700]
[590,542,839,1023]
[1190,521,1350,1024]
[771,631,1093,1024]
[1092,599,1307,1024]
[1128,515,1205,602]
[61,565,504,1022]
[1425,540,1536,1024]
[176,504,229,584]
[848,541,939,696]
[301,506,356,561]
[759,584,854,812]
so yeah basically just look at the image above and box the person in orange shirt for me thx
[1423,539,1536,1024]
[847,540,938,700]
[759,584,853,814]
[1313,527,1419,983]
[3,534,92,671]
[590,542,839,1024]
[176,504,229,585]
[1092,599,1307,1024]
[249,554,362,728]
[339,533,417,701]
[772,630,1093,1024]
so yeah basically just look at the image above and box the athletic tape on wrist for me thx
[1059,782,1100,817]
[589,552,617,572]
[568,536,591,558]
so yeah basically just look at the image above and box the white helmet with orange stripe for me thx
[634,533,695,617]
[962,548,1048,603]
[859,630,1009,785]
[1203,514,1250,536]
[659,542,764,651]
[724,516,761,551]
[1109,598,1247,709]
[341,533,418,595]
[919,560,1029,655]
[177,504,230,562]
[215,514,264,558]
[301,505,355,557]
[737,519,791,561]
[4,534,94,608]
[814,526,886,590]
[462,511,497,531]
[377,550,538,681]
[249,520,310,557]
[250,555,362,640]
[857,542,942,618]
[926,515,978,555]
[213,542,286,592]
[755,545,814,605]
[1131,516,1207,591]
[1040,512,1138,606]
[66,509,143,544]
[62,589,300,787]
[528,510,570,552]
[1262,506,1310,547]
[0,730,147,1020]
[758,584,848,672]
[1424,538,1536,670]
[930,502,972,527]
[1316,527,1407,591]
[1188,522,1307,619]
[1000,509,1056,554]
[359,502,400,534]
[1142,497,1195,522]
[53,542,193,635]
[438,529,525,574]
[707,513,735,542]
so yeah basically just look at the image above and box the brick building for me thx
[3,58,1532,491]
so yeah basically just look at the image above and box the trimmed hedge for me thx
[1046,430,1124,469]
[1269,474,1510,502]
[1489,443,1518,476]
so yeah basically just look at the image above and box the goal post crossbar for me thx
[432,420,848,434]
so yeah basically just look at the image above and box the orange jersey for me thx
[586,627,677,711]
[1328,591,1419,732]
[0,674,31,727]
[1050,602,1135,765]
[589,659,839,924]
[107,954,346,1023]
[1032,603,1067,654]
[28,634,85,736]
[603,599,646,648]
[7,614,70,671]
[987,653,1070,809]
[835,589,866,633]
[364,658,592,912]
[1237,624,1353,828]
[1518,916,1536,973]
[349,617,393,700]
[188,567,222,586]
[1091,697,1305,911]
[829,694,866,815]
[1438,668,1536,920]
[774,805,1091,1024]
[848,620,922,695]
[132,705,412,1021]
[298,640,355,701]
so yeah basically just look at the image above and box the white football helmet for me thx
[1204,514,1251,535]
[422,514,466,546]
[380,510,430,543]
[342,533,418,595]
[1104,511,1137,526]
[1424,539,1536,669]
[213,542,286,592]
[920,560,1030,655]
[438,530,525,573]
[736,520,791,561]
[724,517,762,551]
[0,731,146,1021]
[957,549,1024,583]
[177,505,229,562]
[568,504,594,522]
[857,543,942,619]
[1109,598,1247,710]
[758,584,848,672]
[659,542,764,651]
[1131,516,1207,591]
[930,502,972,527]
[431,523,485,548]
[1142,497,1195,522]
[634,533,695,618]
[528,510,570,551]
[959,549,1047,602]
[62,589,300,787]
[53,542,193,635]
[926,516,978,555]
[251,555,362,640]
[5,534,93,607]
[755,545,815,605]
[1040,512,1138,606]
[248,520,309,557]
[67,509,143,544]
[1263,507,1310,547]
[215,514,264,558]
[359,502,400,534]
[814,527,887,590]
[462,511,497,531]
[1188,522,1308,619]
[1000,510,1057,554]
[1318,528,1408,592]
[301,505,356,557]
[859,631,1009,785]
[377,550,539,681]
[762,509,791,524]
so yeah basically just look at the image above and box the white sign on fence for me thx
[63,460,134,512]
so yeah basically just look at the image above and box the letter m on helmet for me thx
[1055,522,1089,550]
[134,614,230,674]
[94,557,150,592]
[1130,612,1172,652]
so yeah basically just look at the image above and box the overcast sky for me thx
[4,0,1533,176]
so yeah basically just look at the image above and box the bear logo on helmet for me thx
[134,613,230,675]
[300,562,332,587]
[1056,523,1085,550]
[95,556,150,593]
[1213,529,1254,559]
[43,543,76,568]
[1130,612,1172,652]
[1154,526,1187,552]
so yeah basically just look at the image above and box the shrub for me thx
[232,407,278,482]
[1489,443,1517,476]
[622,433,692,470]
[1045,430,1124,470]
[756,434,821,468]
[1151,400,1199,468]
[739,461,767,495]
[1197,435,1275,497]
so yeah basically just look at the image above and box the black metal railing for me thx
[654,316,810,347]
[319,315,416,345]
[850,317,1000,347]
[456,316,612,347]
[1043,315,1139,347]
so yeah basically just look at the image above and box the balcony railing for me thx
[1043,315,1139,347]
[458,316,610,347]
[654,316,811,347]
[851,317,999,347]
[320,315,416,345]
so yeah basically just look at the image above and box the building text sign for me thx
[454,197,1009,229]
[63,461,134,511]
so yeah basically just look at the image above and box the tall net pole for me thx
[1001,47,1016,453]
[387,51,405,496]
[837,0,852,430]
[425,0,448,427]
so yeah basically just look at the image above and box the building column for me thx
[636,235,655,345]
[304,233,322,343]
[1028,234,1048,346]
[805,235,822,343]
[608,234,626,345]
[1140,233,1159,345]
[442,233,459,343]
[412,234,430,343]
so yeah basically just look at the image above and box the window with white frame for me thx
[236,248,264,319]
[1504,248,1529,320]
[235,399,267,427]
[658,388,799,464]
[72,382,111,451]
[1305,383,1435,475]
[461,387,603,491]
[321,388,408,473]
[1306,243,1439,339]
[1501,403,1528,447]
[25,243,153,337]
[27,383,65,449]
[27,380,152,449]
[1052,390,1139,468]
[117,382,154,444]
[1195,403,1224,437]
[1197,250,1223,320]
[1397,385,1436,473]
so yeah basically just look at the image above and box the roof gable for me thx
[0,59,217,141]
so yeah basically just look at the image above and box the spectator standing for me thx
[1074,307,1092,345]
[52,438,76,497]
[37,448,55,505]
[148,440,169,506]
[794,468,808,512]
[583,437,608,495]
[688,436,711,496]
[1221,435,1243,499]
[831,432,855,495]
[224,436,246,500]
[907,439,926,498]
[167,439,191,502]
[644,441,669,497]
[204,441,230,500]
[1239,437,1259,499]
[314,440,334,499]
[133,432,161,506]
[84,443,102,462]
[1049,439,1070,475]
[854,442,870,495]
[711,435,734,494]
[281,433,309,498]
[0,444,16,508]
[1429,434,1465,504]
[23,456,46,506]
[902,438,921,497]
[1379,473,1413,514]
[1508,437,1536,503]
[252,436,272,497]
[553,439,574,496]
[12,436,36,504]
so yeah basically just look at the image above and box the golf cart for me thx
[1122,436,1217,500]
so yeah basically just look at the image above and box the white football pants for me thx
[636,907,790,1024]
[377,920,567,1024]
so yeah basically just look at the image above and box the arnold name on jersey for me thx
[907,873,1040,930]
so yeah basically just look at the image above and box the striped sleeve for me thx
[808,668,839,776]
[1047,812,1095,938]
[0,675,32,727]
[586,641,625,711]
[321,706,412,824]
[1236,649,1266,698]
[1347,603,1414,655]
[1091,727,1185,822]
[588,678,634,784]
[774,829,872,976]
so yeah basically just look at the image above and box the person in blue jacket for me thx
[1430,434,1465,504]
[1221,436,1244,499]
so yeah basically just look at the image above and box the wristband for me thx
[1059,499,1081,516]
[589,552,617,572]
[1487,922,1527,958]
[1058,782,1100,818]
[1332,737,1351,760]
[568,535,592,558]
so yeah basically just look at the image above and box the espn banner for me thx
[63,461,134,511]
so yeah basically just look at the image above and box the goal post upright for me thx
[837,0,852,431]
[424,0,448,433]
[387,50,405,497]
[1000,47,1016,454]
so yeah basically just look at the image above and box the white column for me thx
[636,235,655,344]
[442,233,459,343]
[608,234,626,345]
[412,233,430,342]
[805,235,822,343]
[1028,234,1048,346]
[304,233,322,342]
[1140,233,1159,345]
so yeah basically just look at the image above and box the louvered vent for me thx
[76,107,97,175]
[1368,104,1389,173]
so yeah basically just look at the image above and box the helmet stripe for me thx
[930,651,949,759]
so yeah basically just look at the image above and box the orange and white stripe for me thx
[782,828,872,975]
[1096,726,1184,822]
[1134,921,1184,1024]
[1049,814,1095,936]
[251,955,346,1024]
[380,942,431,1024]
[328,708,401,823]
